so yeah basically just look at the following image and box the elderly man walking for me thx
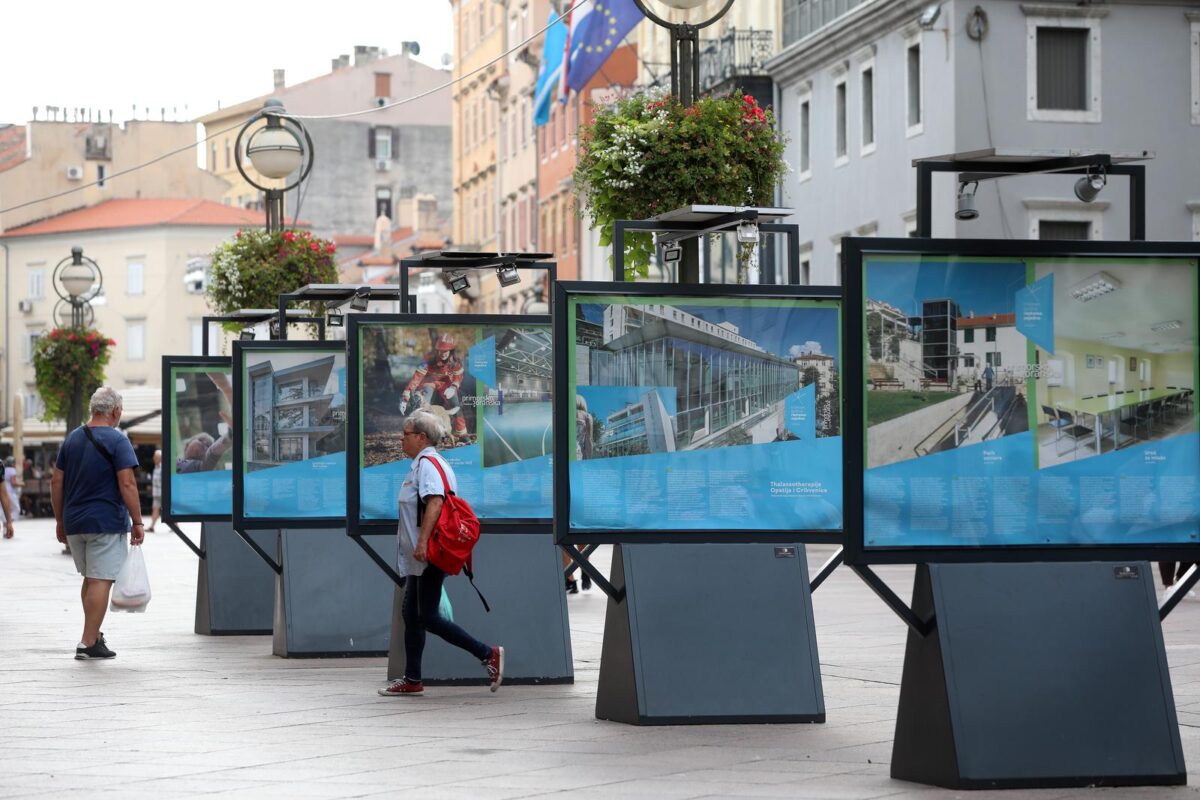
[52,387,146,660]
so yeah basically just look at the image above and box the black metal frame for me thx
[345,313,554,539]
[842,237,1200,571]
[553,279,845,546]
[276,286,415,340]
[201,312,325,355]
[232,340,348,535]
[397,250,556,311]
[160,356,234,535]
[612,213,801,285]
[914,156,1146,240]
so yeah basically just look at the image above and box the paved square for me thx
[2,518,1199,798]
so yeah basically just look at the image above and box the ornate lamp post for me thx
[234,98,314,233]
[630,0,735,107]
[52,246,103,429]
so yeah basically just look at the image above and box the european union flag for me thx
[564,0,643,93]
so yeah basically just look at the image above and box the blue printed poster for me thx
[862,254,1199,550]
[569,296,843,531]
[169,365,234,517]
[240,350,348,519]
[358,323,553,521]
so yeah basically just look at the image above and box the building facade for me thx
[0,199,264,426]
[0,120,229,232]
[768,0,1200,284]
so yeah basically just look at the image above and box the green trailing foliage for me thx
[206,228,339,320]
[33,328,115,422]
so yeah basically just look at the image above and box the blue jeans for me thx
[402,564,490,681]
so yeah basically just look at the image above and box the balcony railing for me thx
[699,29,774,94]
[783,0,870,48]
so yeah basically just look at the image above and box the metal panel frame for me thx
[161,355,234,525]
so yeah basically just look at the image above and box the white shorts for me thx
[70,533,128,580]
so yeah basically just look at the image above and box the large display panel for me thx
[161,356,234,521]
[843,238,1200,563]
[233,341,347,529]
[554,281,844,544]
[347,314,553,532]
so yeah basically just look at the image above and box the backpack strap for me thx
[463,565,491,613]
[418,455,454,497]
[81,425,117,467]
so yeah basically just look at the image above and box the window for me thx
[127,320,145,360]
[210,144,217,171]
[126,261,144,295]
[374,72,391,100]
[834,75,848,164]
[375,127,392,160]
[1192,17,1200,125]
[964,355,976,368]
[1139,359,1151,383]
[22,330,43,363]
[1038,220,1091,240]
[986,351,1002,368]
[376,187,393,219]
[798,242,812,285]
[27,267,44,300]
[97,164,106,188]
[1107,357,1121,385]
[964,328,975,344]
[798,93,811,178]
[985,327,996,342]
[1025,10,1103,123]
[225,139,231,169]
[859,61,875,153]
[23,390,43,419]
[184,258,208,294]
[906,37,923,134]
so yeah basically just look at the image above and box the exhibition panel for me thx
[843,239,1200,564]
[554,281,844,544]
[162,356,235,522]
[233,341,348,529]
[347,314,554,532]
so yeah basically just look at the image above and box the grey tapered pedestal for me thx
[892,562,1186,789]
[595,543,825,725]
[272,529,395,657]
[194,522,275,635]
[388,532,573,684]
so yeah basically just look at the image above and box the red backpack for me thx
[420,456,489,611]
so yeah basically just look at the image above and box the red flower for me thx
[107,339,116,346]
[235,230,243,239]
[325,243,336,254]
[309,241,320,252]
[282,231,296,243]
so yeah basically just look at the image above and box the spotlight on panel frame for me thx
[326,311,345,328]
[1074,167,1107,203]
[955,181,979,221]
[449,271,471,295]
[239,329,256,341]
[496,263,521,287]
[349,286,371,312]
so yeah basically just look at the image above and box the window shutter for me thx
[391,128,400,161]
[368,127,376,158]
[1037,27,1088,110]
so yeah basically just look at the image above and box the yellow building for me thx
[0,120,229,233]
[0,198,264,426]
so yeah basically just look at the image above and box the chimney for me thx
[354,45,370,66]
[273,69,286,90]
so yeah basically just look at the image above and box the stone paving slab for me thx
[3,518,1200,798]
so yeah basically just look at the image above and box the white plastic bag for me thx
[111,545,151,612]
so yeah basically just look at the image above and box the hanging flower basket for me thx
[574,90,788,278]
[206,228,339,316]
[33,328,115,422]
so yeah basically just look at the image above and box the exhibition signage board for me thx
[554,281,845,544]
[346,314,554,533]
[161,356,235,522]
[842,238,1200,564]
[233,341,348,529]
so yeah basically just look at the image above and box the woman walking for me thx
[379,409,503,697]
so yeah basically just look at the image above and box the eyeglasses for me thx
[402,430,423,438]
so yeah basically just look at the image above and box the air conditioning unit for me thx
[17,300,33,313]
[65,165,84,181]
[375,158,390,172]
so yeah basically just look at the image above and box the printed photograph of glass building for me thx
[574,300,840,459]
[245,353,346,472]
[480,326,553,467]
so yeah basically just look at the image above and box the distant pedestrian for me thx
[378,409,503,697]
[52,387,146,660]
[4,457,20,521]
[148,450,162,532]
[1,472,13,539]
[982,364,995,392]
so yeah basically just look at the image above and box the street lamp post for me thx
[628,0,736,282]
[52,246,102,430]
[234,98,314,234]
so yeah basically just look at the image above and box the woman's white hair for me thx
[405,409,445,442]
[89,386,123,417]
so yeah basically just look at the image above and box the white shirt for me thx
[396,447,457,577]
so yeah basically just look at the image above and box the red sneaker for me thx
[483,645,504,692]
[377,677,424,697]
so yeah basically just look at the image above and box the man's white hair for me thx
[89,386,123,417]
[405,409,445,442]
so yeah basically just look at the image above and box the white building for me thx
[956,311,1025,387]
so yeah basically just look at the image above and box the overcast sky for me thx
[0,1,454,126]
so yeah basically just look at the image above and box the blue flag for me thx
[564,0,643,93]
[533,10,567,127]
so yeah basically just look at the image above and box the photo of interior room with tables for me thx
[1033,260,1195,468]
